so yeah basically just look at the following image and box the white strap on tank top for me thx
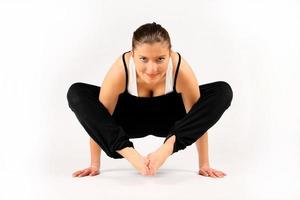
[127,55,174,97]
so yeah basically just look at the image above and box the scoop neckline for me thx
[120,89,181,99]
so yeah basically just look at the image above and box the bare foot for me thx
[119,148,151,176]
[146,135,176,176]
[128,153,151,176]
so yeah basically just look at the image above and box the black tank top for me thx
[111,51,186,138]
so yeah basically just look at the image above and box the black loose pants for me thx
[67,81,233,159]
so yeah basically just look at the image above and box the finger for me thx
[90,170,100,176]
[89,171,94,176]
[72,172,79,177]
[77,169,88,176]
[89,170,96,176]
[79,170,91,177]
[214,170,226,177]
[212,170,223,178]
[72,170,83,177]
[217,171,226,177]
[208,170,217,178]
[211,170,222,177]
[199,169,209,176]
[198,169,206,176]
[83,169,92,176]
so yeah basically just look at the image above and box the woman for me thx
[67,22,233,177]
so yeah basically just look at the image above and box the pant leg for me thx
[67,82,134,159]
[163,81,233,155]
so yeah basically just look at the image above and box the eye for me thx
[158,58,165,62]
[140,57,147,62]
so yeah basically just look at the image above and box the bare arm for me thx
[73,53,135,177]
[196,131,210,168]
[176,56,200,114]
[175,56,210,168]
[90,55,126,168]
[90,137,101,168]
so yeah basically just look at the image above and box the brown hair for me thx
[132,22,172,51]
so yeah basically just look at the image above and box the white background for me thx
[0,0,299,199]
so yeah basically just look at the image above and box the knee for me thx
[67,82,86,106]
[215,81,233,108]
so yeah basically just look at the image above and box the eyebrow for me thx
[138,55,167,58]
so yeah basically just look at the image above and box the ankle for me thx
[163,138,175,155]
[165,135,176,145]
[116,147,137,159]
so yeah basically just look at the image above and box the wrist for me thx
[199,162,210,168]
[90,162,100,168]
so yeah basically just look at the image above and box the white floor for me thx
[3,137,299,200]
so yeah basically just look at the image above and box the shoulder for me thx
[102,51,132,94]
[173,53,200,112]
[122,50,133,69]
[171,52,199,94]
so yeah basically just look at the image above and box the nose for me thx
[146,63,159,74]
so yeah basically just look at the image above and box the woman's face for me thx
[132,42,171,85]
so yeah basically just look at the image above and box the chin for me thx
[144,74,160,83]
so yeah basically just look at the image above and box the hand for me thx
[72,165,100,177]
[199,164,226,178]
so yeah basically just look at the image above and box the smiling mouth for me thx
[146,73,159,78]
